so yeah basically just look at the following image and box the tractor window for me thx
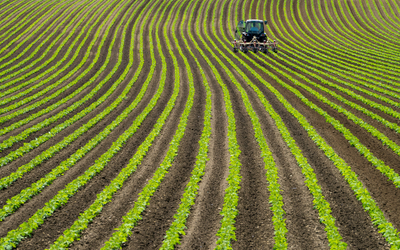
[237,20,245,32]
[245,21,263,33]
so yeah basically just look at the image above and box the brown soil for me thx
[0,0,399,249]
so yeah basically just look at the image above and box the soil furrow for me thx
[171,3,230,250]
[0,0,156,221]
[10,2,185,248]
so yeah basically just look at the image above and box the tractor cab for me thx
[235,19,268,42]
[235,20,245,40]
[232,19,277,54]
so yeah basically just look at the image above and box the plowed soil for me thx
[0,0,399,249]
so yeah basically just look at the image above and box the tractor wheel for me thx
[233,47,238,53]
[253,47,258,53]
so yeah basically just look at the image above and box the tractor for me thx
[232,19,278,54]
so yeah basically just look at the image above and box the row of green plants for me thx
[102,0,195,247]
[0,0,136,172]
[230,2,400,246]
[0,0,169,247]
[313,0,400,72]
[265,0,400,156]
[0,0,96,87]
[269,0,400,139]
[0,0,55,45]
[274,0,400,246]
[284,70,400,186]
[0,0,136,142]
[0,0,33,20]
[0,1,115,138]
[51,0,194,247]
[252,0,345,245]
[351,0,398,45]
[0,0,29,25]
[272,0,396,119]
[0,0,139,181]
[0,0,63,73]
[260,65,400,248]
[0,1,85,89]
[328,0,398,60]
[256,0,393,246]
[0,0,154,223]
[0,0,102,101]
[368,0,398,33]
[261,1,400,153]
[337,0,398,54]
[307,0,400,81]
[225,0,346,247]
[0,0,398,249]
[281,0,400,87]
[308,0,400,71]
[279,43,400,109]
[269,1,400,115]
[160,0,212,247]
[195,1,246,248]
[274,0,399,76]
[0,0,78,90]
[304,0,395,65]
[381,0,400,24]
[254,45,400,190]
[0,0,129,125]
[210,0,289,247]
[275,51,400,134]
[0,0,52,32]
[318,0,399,72]
[0,0,120,116]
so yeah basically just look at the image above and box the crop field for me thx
[0,0,400,249]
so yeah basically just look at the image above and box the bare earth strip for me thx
[0,0,399,249]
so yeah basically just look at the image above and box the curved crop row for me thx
[0,0,33,25]
[335,0,399,55]
[267,0,400,115]
[0,0,101,102]
[0,0,149,187]
[0,0,135,170]
[101,0,191,247]
[0,0,123,117]
[273,51,400,133]
[49,0,196,246]
[192,1,246,248]
[223,1,400,247]
[305,0,400,70]
[225,0,346,247]
[205,0,290,247]
[0,0,399,249]
[0,0,158,222]
[313,0,400,72]
[0,0,169,248]
[0,0,98,86]
[160,0,212,248]
[279,0,400,87]
[262,1,400,184]
[0,0,55,42]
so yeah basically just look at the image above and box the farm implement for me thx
[232,19,278,53]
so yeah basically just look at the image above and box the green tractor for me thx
[232,19,278,53]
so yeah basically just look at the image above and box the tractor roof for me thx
[246,19,263,22]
